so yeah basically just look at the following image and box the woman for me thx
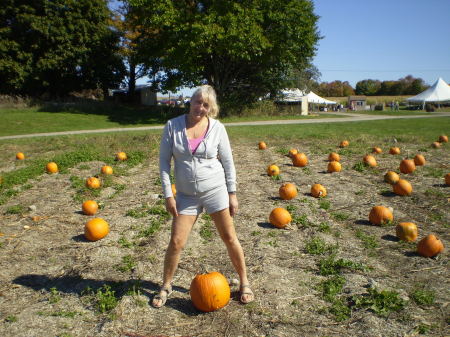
[152,85,254,308]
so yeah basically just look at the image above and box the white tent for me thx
[279,88,305,102]
[406,78,450,103]
[306,91,337,104]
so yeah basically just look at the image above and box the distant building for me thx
[110,84,157,105]
[348,95,367,111]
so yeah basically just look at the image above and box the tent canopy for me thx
[278,89,336,104]
[406,78,450,103]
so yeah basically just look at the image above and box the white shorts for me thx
[176,186,230,215]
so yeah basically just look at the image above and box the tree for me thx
[355,79,381,96]
[110,1,152,98]
[317,81,354,97]
[0,0,124,97]
[131,0,320,112]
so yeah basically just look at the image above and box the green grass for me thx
[353,288,406,317]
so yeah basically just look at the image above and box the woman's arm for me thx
[217,125,237,193]
[159,122,174,198]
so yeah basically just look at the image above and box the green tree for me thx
[131,0,320,113]
[0,0,124,96]
[355,79,381,96]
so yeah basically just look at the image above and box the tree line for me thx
[315,75,429,98]
[0,0,428,113]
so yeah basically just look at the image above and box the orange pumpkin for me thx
[269,207,292,229]
[292,153,308,167]
[384,171,400,185]
[279,183,297,200]
[288,148,298,158]
[389,147,401,155]
[372,147,382,154]
[399,159,416,174]
[369,206,393,225]
[393,179,412,196]
[363,154,377,167]
[267,164,280,176]
[339,140,349,148]
[311,184,327,198]
[115,151,128,161]
[431,141,441,148]
[438,134,448,143]
[258,141,267,150]
[396,222,418,242]
[82,200,99,216]
[171,183,177,196]
[328,152,340,162]
[84,218,109,241]
[101,165,113,175]
[445,173,450,186]
[190,271,230,312]
[327,161,342,173]
[417,234,444,258]
[413,154,426,166]
[86,177,101,189]
[46,162,58,174]
[16,152,25,160]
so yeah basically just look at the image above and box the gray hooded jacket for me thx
[159,114,236,198]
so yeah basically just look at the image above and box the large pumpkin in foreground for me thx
[417,234,444,258]
[190,272,230,312]
[84,218,109,241]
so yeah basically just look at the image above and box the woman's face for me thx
[189,94,210,120]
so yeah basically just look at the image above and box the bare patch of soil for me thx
[0,138,449,337]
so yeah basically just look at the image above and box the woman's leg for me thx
[152,214,197,307]
[210,208,254,303]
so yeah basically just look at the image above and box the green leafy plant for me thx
[410,287,435,306]
[353,288,406,317]
[319,255,366,276]
[318,275,346,301]
[305,237,337,255]
[49,287,61,304]
[355,230,379,249]
[5,204,26,215]
[116,255,136,273]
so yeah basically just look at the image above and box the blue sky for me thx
[132,0,450,96]
[313,0,450,87]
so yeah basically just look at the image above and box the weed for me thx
[136,219,162,238]
[328,298,351,321]
[251,230,261,236]
[5,315,17,322]
[265,240,278,247]
[414,323,437,334]
[352,162,365,172]
[318,275,346,301]
[423,167,444,178]
[355,230,379,249]
[118,236,134,248]
[126,281,146,307]
[49,287,61,303]
[286,204,297,213]
[305,237,337,255]
[424,188,445,198]
[276,148,289,156]
[271,174,281,181]
[354,190,365,195]
[353,288,406,317]
[410,288,435,306]
[126,207,148,218]
[331,212,350,221]
[319,255,366,276]
[148,205,170,220]
[148,254,157,263]
[292,214,312,228]
[267,230,279,238]
[5,204,25,215]
[116,255,136,273]
[319,199,331,210]
[78,164,90,170]
[37,311,79,318]
[200,220,214,242]
[428,211,443,222]
[95,285,119,313]
[302,167,312,175]
[318,222,331,233]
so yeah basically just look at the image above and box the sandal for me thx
[151,286,173,308]
[239,284,254,304]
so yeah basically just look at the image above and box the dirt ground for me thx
[0,137,449,337]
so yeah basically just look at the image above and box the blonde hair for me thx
[190,85,220,118]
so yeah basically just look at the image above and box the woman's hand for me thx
[229,193,239,217]
[165,197,178,217]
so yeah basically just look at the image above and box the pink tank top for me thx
[188,128,208,154]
